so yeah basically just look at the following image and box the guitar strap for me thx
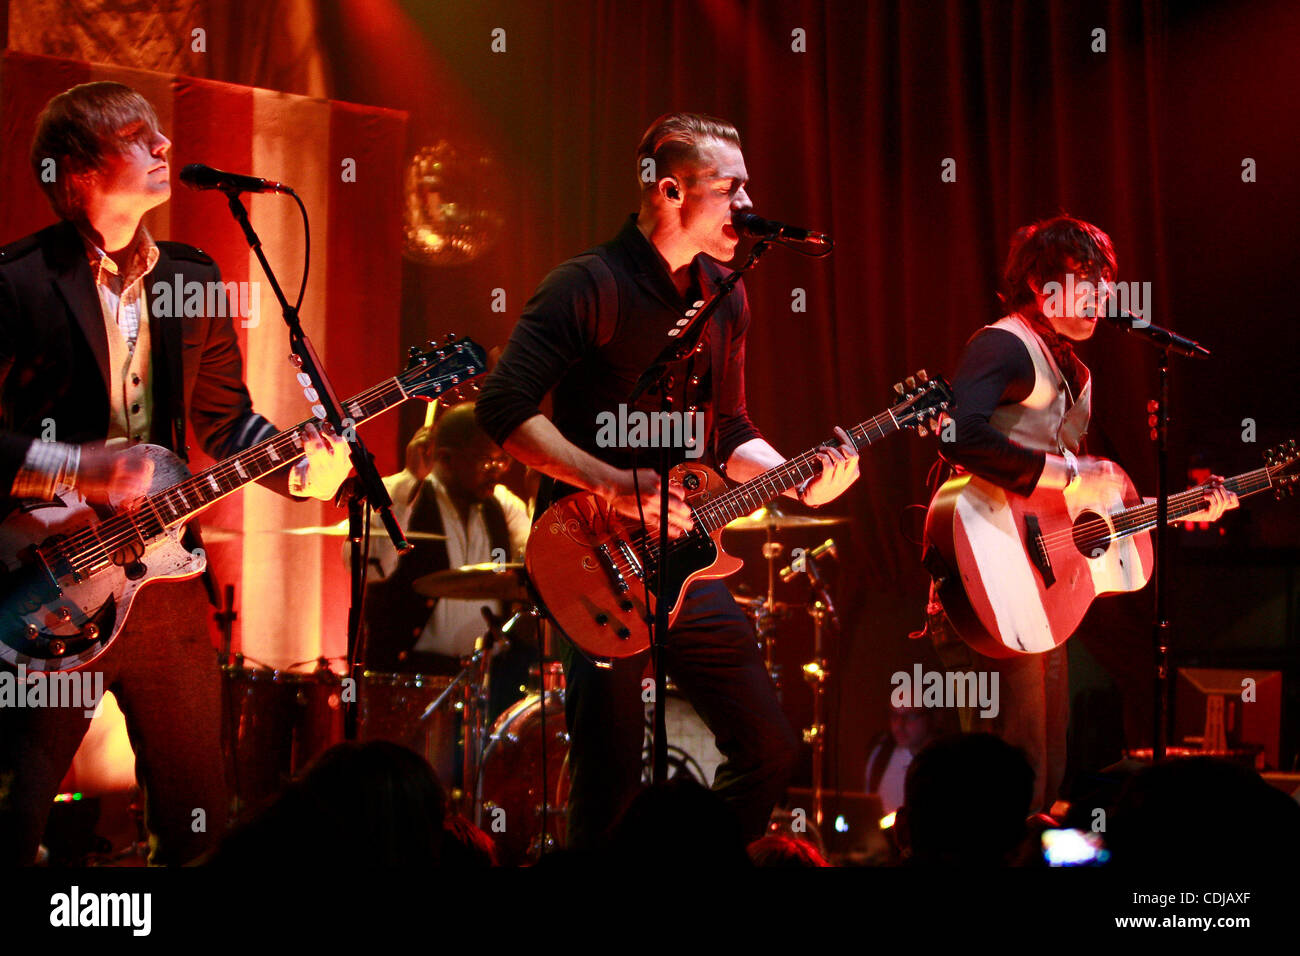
[589,247,732,469]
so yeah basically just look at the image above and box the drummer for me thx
[349,405,531,690]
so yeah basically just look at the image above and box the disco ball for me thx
[402,141,505,266]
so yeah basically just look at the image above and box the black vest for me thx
[362,480,511,670]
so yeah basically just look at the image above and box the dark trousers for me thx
[0,578,228,865]
[927,590,1069,813]
[560,579,801,849]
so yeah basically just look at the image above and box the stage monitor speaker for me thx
[1175,668,1282,770]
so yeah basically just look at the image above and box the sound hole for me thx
[1071,511,1111,559]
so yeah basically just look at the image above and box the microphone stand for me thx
[1114,312,1209,762]
[628,238,772,784]
[219,187,411,742]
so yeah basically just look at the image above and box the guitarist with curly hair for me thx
[925,215,1236,812]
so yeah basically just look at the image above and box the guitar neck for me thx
[150,377,411,527]
[1109,466,1273,538]
[695,409,900,533]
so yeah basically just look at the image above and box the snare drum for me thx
[358,671,460,789]
[222,666,343,815]
[478,691,569,866]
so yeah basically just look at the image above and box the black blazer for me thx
[0,220,290,503]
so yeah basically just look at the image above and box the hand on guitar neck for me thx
[1154,474,1239,524]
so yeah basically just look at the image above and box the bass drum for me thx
[478,691,568,866]
[643,687,725,787]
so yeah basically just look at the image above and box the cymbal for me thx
[277,525,448,541]
[413,562,529,603]
[723,507,848,532]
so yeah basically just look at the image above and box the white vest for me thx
[986,313,1090,455]
[104,309,153,448]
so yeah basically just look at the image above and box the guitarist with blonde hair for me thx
[926,214,1236,812]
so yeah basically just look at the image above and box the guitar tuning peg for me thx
[917,370,929,383]
[470,382,481,392]
[445,332,457,342]
[905,376,917,391]
[408,345,421,358]
[893,382,905,396]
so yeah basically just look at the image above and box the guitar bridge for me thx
[596,543,629,593]
[1023,514,1056,587]
[616,539,644,580]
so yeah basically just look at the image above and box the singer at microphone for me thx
[473,111,861,852]
[732,211,832,249]
[1093,286,1210,360]
[180,163,291,194]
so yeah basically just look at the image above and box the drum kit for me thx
[218,505,847,860]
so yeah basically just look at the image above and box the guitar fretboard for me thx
[693,410,902,533]
[1109,467,1273,538]
[43,353,477,577]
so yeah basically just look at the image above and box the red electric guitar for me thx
[527,372,951,661]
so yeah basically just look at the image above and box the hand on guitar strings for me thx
[77,444,154,507]
[606,467,695,537]
[798,426,861,508]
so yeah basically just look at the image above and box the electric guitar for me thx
[0,337,487,674]
[923,440,1299,658]
[526,372,952,661]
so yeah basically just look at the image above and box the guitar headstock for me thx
[1265,439,1299,499]
[401,334,489,406]
[890,370,953,437]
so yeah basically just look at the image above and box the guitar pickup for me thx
[596,543,629,593]
[1023,514,1056,587]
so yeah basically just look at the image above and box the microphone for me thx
[180,163,291,194]
[1100,310,1210,360]
[779,538,837,583]
[732,211,832,249]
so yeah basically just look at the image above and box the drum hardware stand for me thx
[759,531,787,694]
[214,583,237,667]
[399,610,513,814]
[783,538,839,829]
